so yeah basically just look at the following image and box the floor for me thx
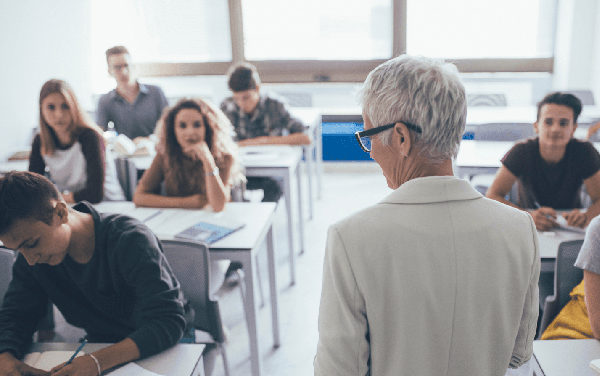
[52,163,392,375]
[214,163,390,376]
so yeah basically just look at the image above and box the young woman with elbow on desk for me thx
[133,98,243,212]
[486,92,600,231]
[28,79,124,204]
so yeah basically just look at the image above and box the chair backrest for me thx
[563,90,595,106]
[473,123,535,141]
[538,239,584,337]
[114,157,138,201]
[0,248,15,306]
[160,240,225,342]
[467,93,507,107]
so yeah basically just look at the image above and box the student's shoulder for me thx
[569,138,598,155]
[76,127,103,145]
[143,83,166,95]
[100,213,161,257]
[97,89,118,105]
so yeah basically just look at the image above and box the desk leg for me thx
[240,252,263,376]
[283,172,296,285]
[266,226,280,347]
[304,146,315,220]
[316,121,323,199]
[296,165,306,255]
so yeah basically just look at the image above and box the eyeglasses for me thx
[354,121,422,152]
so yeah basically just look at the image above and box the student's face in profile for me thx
[174,108,207,149]
[0,206,71,266]
[41,93,73,133]
[534,103,577,149]
[108,53,134,85]
[232,88,260,114]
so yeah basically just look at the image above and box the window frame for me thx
[134,0,555,82]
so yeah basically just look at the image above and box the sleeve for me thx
[28,134,45,175]
[314,226,370,376]
[0,255,49,358]
[73,129,105,203]
[113,225,186,358]
[219,99,241,140]
[509,213,540,368]
[136,154,165,195]
[156,86,168,113]
[577,141,600,180]
[575,216,600,274]
[501,142,528,178]
[95,95,110,130]
[272,100,306,135]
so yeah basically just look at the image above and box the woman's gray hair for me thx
[361,55,466,160]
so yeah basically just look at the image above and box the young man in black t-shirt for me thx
[0,171,186,376]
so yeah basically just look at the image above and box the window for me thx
[242,0,392,60]
[406,0,555,59]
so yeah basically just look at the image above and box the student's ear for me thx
[393,122,412,158]
[533,121,539,134]
[54,202,69,225]
[254,85,260,94]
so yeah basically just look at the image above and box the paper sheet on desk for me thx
[24,351,85,371]
[106,362,164,375]
[556,216,587,234]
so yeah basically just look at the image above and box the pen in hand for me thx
[53,336,87,373]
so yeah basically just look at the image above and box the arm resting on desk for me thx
[238,132,310,146]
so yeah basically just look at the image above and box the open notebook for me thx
[24,351,163,375]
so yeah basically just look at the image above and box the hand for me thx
[182,142,213,164]
[49,355,98,376]
[0,352,49,376]
[563,209,588,228]
[186,194,206,208]
[62,192,75,204]
[529,207,558,231]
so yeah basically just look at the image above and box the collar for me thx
[380,176,482,205]
[108,82,148,102]
[238,94,267,122]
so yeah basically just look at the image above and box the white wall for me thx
[0,0,92,157]
[552,0,598,94]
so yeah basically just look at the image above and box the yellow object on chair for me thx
[541,280,594,340]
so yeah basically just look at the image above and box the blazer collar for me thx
[380,176,482,205]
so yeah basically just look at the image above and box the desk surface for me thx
[29,342,205,376]
[94,202,276,251]
[533,339,600,376]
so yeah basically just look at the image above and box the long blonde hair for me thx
[38,79,104,155]
[155,98,244,186]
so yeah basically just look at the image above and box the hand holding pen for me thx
[530,201,558,231]
[50,337,100,376]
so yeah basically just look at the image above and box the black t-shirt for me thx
[502,137,600,209]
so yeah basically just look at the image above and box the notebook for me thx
[590,358,600,373]
[24,351,85,371]
[175,220,245,244]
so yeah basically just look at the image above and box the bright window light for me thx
[242,0,392,60]
[407,0,555,59]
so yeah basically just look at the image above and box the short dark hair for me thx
[0,171,60,235]
[536,92,583,123]
[227,62,261,92]
[105,45,130,63]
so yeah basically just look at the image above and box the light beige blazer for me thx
[315,176,540,376]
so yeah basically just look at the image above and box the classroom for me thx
[1,0,600,375]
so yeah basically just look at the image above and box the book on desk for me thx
[175,219,245,244]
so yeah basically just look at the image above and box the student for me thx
[541,216,600,340]
[29,79,124,204]
[486,92,600,231]
[96,46,168,140]
[0,171,187,376]
[133,98,243,212]
[220,62,310,202]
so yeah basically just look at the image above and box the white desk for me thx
[94,202,278,376]
[533,339,600,376]
[28,342,206,376]
[291,107,323,207]
[0,159,27,174]
[241,145,305,285]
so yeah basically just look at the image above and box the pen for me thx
[63,336,88,368]
[143,209,162,223]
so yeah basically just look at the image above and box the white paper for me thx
[556,215,587,234]
[106,362,164,376]
[24,351,85,371]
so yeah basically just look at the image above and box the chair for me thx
[161,239,247,376]
[114,157,138,201]
[564,90,595,106]
[467,93,507,107]
[0,247,15,306]
[472,123,535,141]
[537,239,584,338]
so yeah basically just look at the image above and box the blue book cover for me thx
[174,221,244,244]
